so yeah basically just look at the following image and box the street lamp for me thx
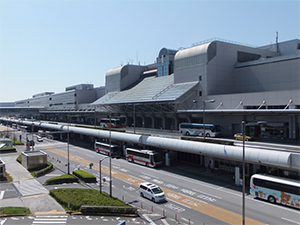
[109,114,112,197]
[203,99,215,140]
[99,156,109,194]
[242,121,246,225]
[67,123,70,174]
[133,104,136,134]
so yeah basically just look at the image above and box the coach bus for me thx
[94,141,122,158]
[100,118,123,128]
[250,174,300,209]
[179,123,221,137]
[126,148,163,167]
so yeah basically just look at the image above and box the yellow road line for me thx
[44,146,265,225]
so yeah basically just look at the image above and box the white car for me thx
[139,182,166,203]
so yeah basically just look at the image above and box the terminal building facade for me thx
[1,38,299,141]
[1,38,299,183]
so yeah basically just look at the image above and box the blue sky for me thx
[0,0,299,102]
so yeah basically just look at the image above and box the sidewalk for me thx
[0,146,66,215]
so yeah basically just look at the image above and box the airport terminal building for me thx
[1,38,300,140]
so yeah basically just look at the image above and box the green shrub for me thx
[80,206,137,215]
[0,147,16,153]
[50,188,130,211]
[73,170,97,183]
[45,174,79,185]
[30,162,53,177]
[16,154,22,163]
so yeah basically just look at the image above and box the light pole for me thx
[99,156,109,194]
[203,99,215,140]
[133,104,136,134]
[242,121,246,225]
[31,123,34,150]
[67,123,70,174]
[109,114,112,197]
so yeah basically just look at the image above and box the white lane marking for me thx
[281,217,300,224]
[143,214,157,225]
[0,191,4,200]
[192,188,222,199]
[161,218,169,225]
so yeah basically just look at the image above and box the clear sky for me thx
[0,0,299,102]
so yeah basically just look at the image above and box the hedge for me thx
[30,162,53,177]
[80,206,137,215]
[0,147,16,153]
[50,188,130,211]
[45,174,79,185]
[73,170,97,183]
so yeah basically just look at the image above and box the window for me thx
[199,91,202,96]
[199,76,202,81]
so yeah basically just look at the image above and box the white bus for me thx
[126,148,163,167]
[250,174,300,209]
[179,123,221,137]
[94,142,121,158]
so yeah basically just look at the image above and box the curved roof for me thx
[158,48,178,58]
[5,118,297,170]
[106,66,122,77]
[174,42,211,61]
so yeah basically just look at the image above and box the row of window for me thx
[253,178,300,195]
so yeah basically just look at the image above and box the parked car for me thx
[139,183,166,203]
[37,136,43,142]
[234,133,253,141]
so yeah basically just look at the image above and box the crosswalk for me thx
[32,216,67,224]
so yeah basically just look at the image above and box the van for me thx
[139,182,166,203]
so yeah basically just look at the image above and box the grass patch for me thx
[9,138,24,145]
[50,188,130,211]
[16,153,22,163]
[0,172,13,183]
[0,207,31,215]
[45,174,79,185]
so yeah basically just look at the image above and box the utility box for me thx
[22,150,47,170]
[0,158,6,179]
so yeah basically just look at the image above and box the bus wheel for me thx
[268,196,276,204]
[206,133,210,137]
[185,132,190,136]
[146,163,149,167]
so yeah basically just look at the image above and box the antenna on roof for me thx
[276,31,280,53]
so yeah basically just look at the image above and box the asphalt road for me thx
[32,137,300,225]
[1,127,300,225]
